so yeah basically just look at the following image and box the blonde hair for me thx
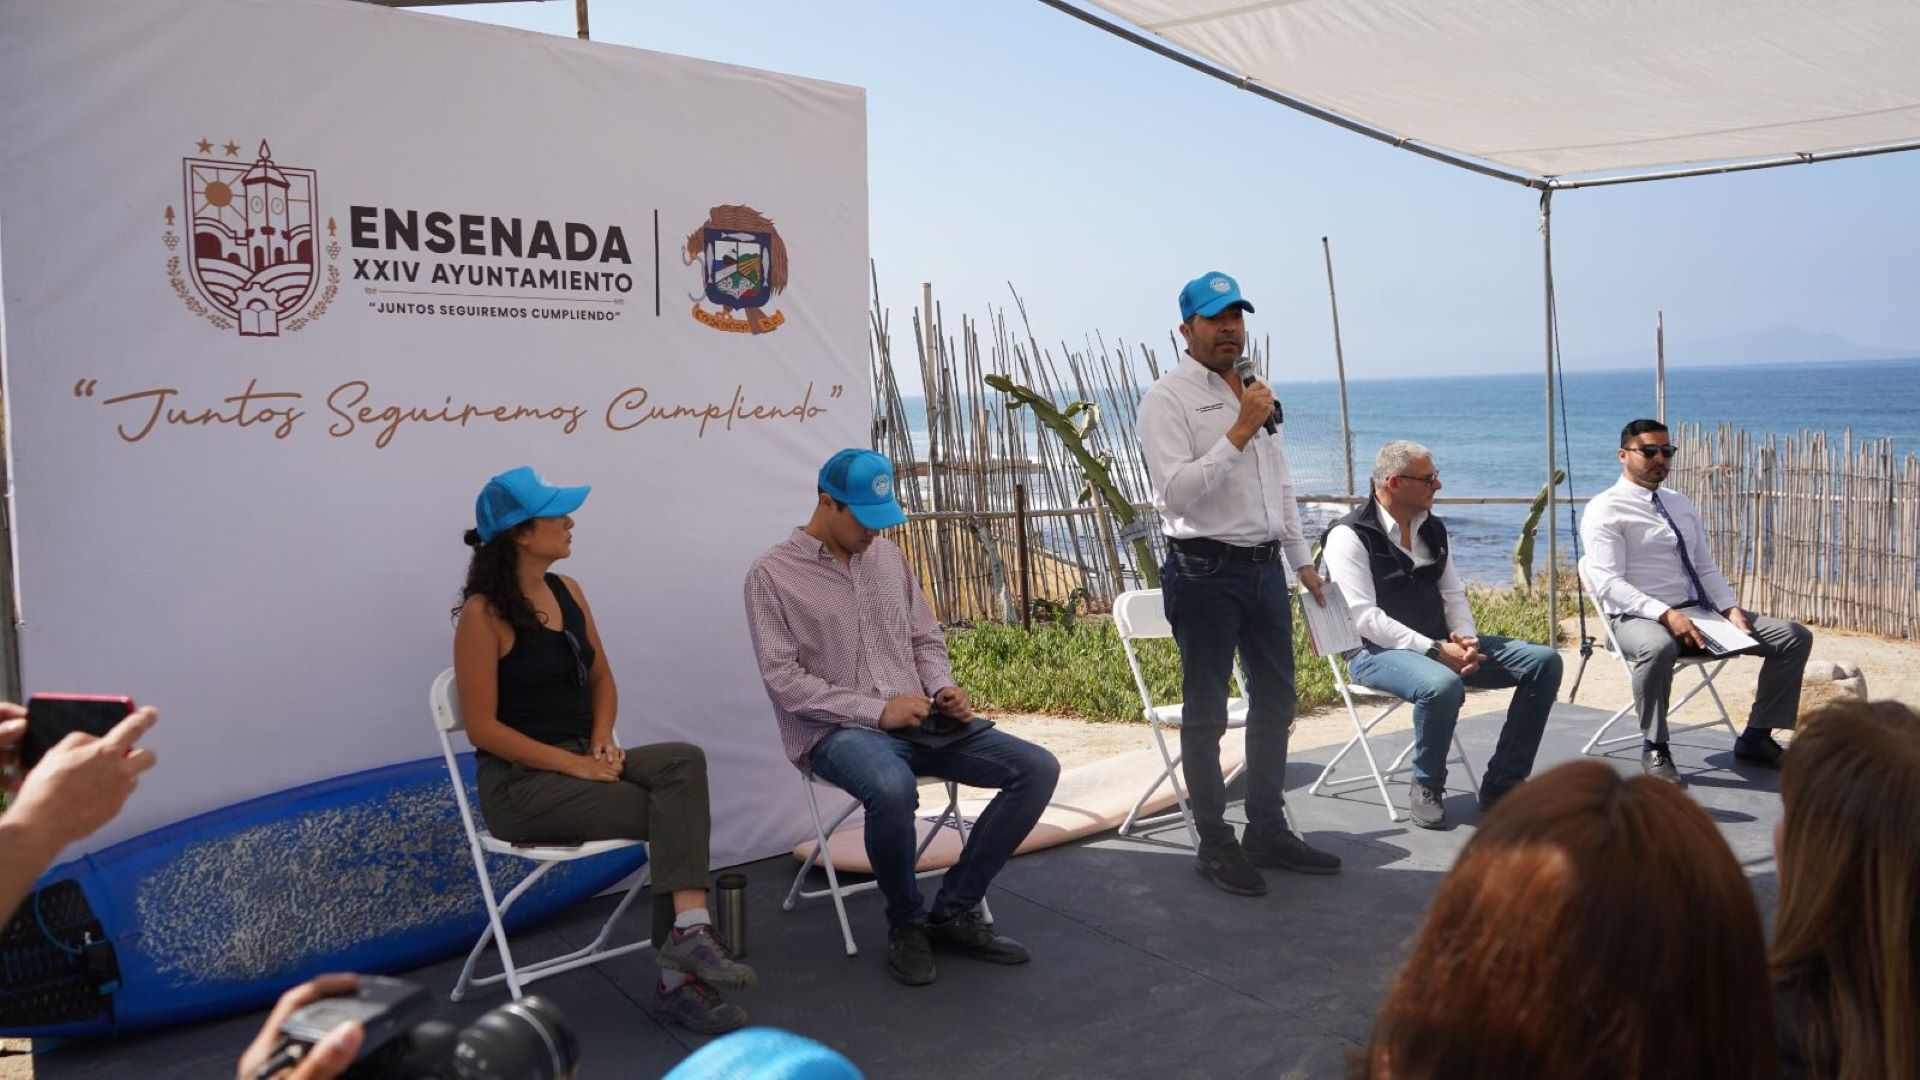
[1772,700,1920,1080]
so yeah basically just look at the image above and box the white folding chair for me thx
[1576,567,1738,755]
[429,667,653,1001]
[1309,652,1479,822]
[1112,588,1251,848]
[782,771,990,957]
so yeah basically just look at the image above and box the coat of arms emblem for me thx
[685,205,788,335]
[163,140,338,337]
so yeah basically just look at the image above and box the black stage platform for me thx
[35,704,1780,1079]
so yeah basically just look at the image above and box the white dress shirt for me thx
[1579,474,1737,619]
[1323,502,1475,653]
[1135,355,1311,569]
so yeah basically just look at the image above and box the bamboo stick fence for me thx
[869,274,1183,623]
[1668,421,1920,639]
[867,275,1920,642]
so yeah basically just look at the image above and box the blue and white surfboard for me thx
[0,753,647,1036]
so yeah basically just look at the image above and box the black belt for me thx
[1169,536,1283,562]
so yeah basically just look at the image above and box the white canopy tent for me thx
[1045,0,1920,629]
[1060,0,1920,185]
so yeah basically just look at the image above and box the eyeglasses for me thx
[1630,445,1679,459]
[1395,473,1441,487]
[563,629,589,687]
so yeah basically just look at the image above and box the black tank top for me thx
[493,573,597,749]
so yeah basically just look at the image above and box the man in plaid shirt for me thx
[745,449,1060,987]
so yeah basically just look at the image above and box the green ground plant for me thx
[949,581,1575,722]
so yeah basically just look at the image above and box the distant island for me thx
[1447,324,1916,375]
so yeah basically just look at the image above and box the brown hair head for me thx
[1355,759,1773,1079]
[1772,700,1920,1080]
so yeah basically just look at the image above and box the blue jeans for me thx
[1160,547,1296,846]
[1346,635,1562,790]
[808,726,1060,925]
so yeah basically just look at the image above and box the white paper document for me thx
[1300,580,1363,657]
[1683,606,1760,655]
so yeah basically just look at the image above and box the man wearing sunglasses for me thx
[1322,442,1561,828]
[1580,419,1813,784]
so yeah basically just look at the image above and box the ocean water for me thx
[899,357,1920,583]
[1278,357,1920,581]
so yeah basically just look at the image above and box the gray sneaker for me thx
[658,924,758,989]
[1408,781,1447,829]
[656,978,747,1035]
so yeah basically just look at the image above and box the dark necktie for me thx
[1650,490,1710,609]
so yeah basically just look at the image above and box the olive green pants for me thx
[477,738,712,947]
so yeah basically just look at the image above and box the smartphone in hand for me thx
[22,694,136,769]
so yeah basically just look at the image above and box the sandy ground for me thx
[953,621,1920,794]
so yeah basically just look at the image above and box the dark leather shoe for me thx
[1641,747,1684,785]
[886,921,936,986]
[927,909,1031,964]
[1477,779,1519,813]
[1733,730,1785,768]
[1195,838,1267,895]
[1407,782,1447,829]
[1242,829,1343,875]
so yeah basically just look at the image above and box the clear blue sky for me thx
[436,0,1920,385]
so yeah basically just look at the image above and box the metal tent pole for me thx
[1542,190,1558,636]
[1656,310,1666,422]
[0,401,19,703]
[1322,237,1355,497]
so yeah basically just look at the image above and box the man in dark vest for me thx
[1322,441,1562,828]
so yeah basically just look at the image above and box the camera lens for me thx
[450,995,579,1080]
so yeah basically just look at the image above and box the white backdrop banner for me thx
[0,0,868,866]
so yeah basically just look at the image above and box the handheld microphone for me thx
[1232,356,1283,436]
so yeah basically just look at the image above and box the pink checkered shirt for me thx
[743,528,956,770]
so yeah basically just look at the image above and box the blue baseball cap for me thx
[817,448,907,530]
[474,466,590,542]
[1178,271,1255,322]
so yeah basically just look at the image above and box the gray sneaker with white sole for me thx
[657,924,758,989]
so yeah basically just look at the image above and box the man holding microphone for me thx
[1135,271,1339,896]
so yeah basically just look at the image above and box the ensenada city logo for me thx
[163,139,339,337]
[160,135,641,335]
[350,201,633,324]
[685,205,788,335]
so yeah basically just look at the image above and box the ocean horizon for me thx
[896,356,1920,583]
